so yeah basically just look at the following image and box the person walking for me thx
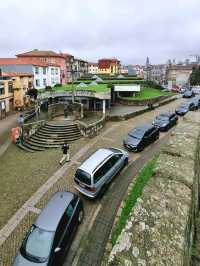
[17,114,24,127]
[60,141,70,165]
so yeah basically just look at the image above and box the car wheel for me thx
[78,210,84,224]
[99,184,107,198]
[124,157,128,167]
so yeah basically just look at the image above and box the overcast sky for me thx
[1,0,200,65]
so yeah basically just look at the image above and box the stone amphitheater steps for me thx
[22,141,45,152]
[18,121,82,152]
[17,143,35,153]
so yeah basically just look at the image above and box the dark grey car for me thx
[12,192,83,266]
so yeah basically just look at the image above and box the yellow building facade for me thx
[98,59,120,75]
[0,79,14,118]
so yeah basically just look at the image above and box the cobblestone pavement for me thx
[63,98,185,266]
[0,98,184,266]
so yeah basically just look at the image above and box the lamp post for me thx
[69,57,75,103]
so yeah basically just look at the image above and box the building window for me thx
[35,67,39,74]
[55,68,58,75]
[0,83,5,95]
[36,79,40,87]
[43,67,47,74]
[51,68,54,75]
[8,81,13,93]
[51,78,54,84]
[43,79,47,86]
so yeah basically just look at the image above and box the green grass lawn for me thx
[38,84,109,93]
[120,87,173,101]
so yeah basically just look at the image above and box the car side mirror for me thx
[54,247,61,253]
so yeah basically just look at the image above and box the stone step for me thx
[22,141,45,151]
[44,124,78,129]
[30,135,80,144]
[46,122,77,127]
[26,139,61,148]
[34,134,81,140]
[38,128,80,134]
[36,130,81,136]
[17,143,35,153]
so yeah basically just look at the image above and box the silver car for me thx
[74,148,129,198]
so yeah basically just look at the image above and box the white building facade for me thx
[33,65,61,89]
[88,63,99,74]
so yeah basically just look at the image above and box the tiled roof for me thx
[98,58,120,69]
[16,50,72,59]
[0,58,60,67]
[168,64,197,70]
[2,71,33,77]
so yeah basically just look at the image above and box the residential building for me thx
[150,64,167,84]
[0,58,60,89]
[73,58,89,80]
[166,65,194,88]
[2,71,33,109]
[98,58,120,75]
[0,71,13,118]
[16,49,73,84]
[88,62,98,74]
[120,65,128,74]
[132,65,144,78]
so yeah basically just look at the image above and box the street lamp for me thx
[69,57,76,103]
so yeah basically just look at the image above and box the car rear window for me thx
[75,169,91,185]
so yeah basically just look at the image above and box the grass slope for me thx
[111,155,158,245]
[120,87,172,101]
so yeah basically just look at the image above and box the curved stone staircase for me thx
[18,121,81,152]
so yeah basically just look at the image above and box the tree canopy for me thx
[190,66,200,86]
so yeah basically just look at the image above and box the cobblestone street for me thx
[0,98,184,266]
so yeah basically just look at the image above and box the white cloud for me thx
[0,0,200,64]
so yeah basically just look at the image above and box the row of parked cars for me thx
[175,96,200,116]
[13,98,199,266]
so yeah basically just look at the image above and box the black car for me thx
[152,112,178,131]
[12,192,83,266]
[188,97,200,109]
[123,123,159,152]
[183,90,194,98]
[175,102,196,116]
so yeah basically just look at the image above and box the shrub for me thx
[54,83,62,87]
[45,86,52,91]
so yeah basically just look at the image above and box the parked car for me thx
[152,112,178,131]
[175,102,196,115]
[183,90,194,98]
[74,148,128,198]
[188,97,200,109]
[12,192,83,266]
[123,123,160,152]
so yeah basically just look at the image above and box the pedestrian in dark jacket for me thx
[60,142,70,165]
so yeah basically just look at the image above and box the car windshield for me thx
[129,128,144,139]
[155,116,169,121]
[21,225,54,263]
[75,169,91,185]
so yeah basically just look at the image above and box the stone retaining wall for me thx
[118,95,170,106]
[106,112,200,266]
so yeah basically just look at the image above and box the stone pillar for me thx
[103,99,106,115]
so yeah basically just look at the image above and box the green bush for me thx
[45,86,52,91]
[54,83,62,87]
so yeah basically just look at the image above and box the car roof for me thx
[130,123,153,134]
[78,148,113,175]
[158,112,172,117]
[35,191,74,231]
